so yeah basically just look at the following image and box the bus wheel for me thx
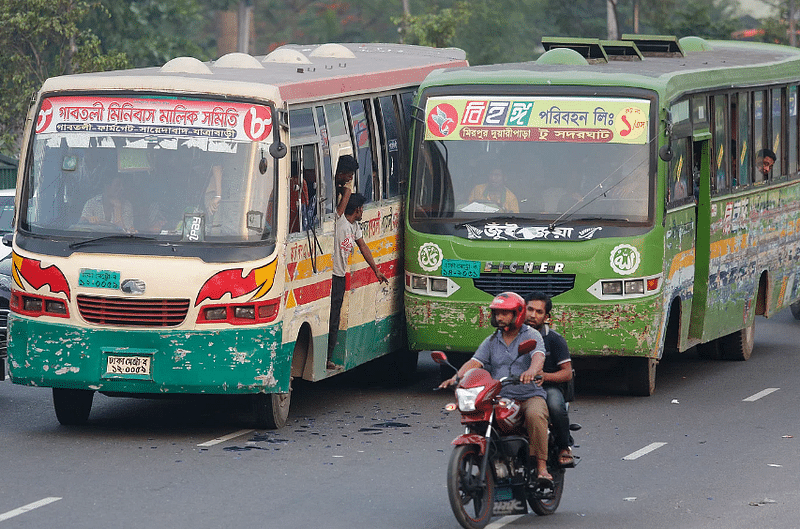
[791,301,800,320]
[252,391,291,429]
[53,388,94,425]
[625,357,656,396]
[719,321,755,361]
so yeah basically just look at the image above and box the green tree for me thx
[86,0,219,68]
[0,0,128,156]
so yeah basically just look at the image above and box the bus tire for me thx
[791,301,800,320]
[252,391,290,429]
[719,321,754,361]
[53,388,94,425]
[625,357,656,396]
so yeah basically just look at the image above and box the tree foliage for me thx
[0,0,128,155]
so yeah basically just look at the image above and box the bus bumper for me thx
[405,293,661,357]
[6,315,290,394]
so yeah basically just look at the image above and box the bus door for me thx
[664,98,700,350]
[340,99,382,364]
[683,95,712,344]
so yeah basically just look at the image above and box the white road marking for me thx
[197,429,254,447]
[743,388,779,402]
[0,497,61,522]
[622,442,667,461]
[486,515,525,528]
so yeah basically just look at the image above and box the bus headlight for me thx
[589,274,661,300]
[405,272,461,298]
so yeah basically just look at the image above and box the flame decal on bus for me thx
[11,253,71,301]
[195,259,278,306]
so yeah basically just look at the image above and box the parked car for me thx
[0,254,9,380]
[0,188,13,261]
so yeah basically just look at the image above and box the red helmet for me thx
[489,292,526,331]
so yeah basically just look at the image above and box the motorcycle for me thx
[432,340,580,529]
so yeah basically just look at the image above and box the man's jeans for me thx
[545,385,571,450]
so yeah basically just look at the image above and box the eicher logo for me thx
[427,104,458,137]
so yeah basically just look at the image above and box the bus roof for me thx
[39,43,468,105]
[418,36,800,103]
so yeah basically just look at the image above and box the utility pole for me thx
[607,0,619,40]
[237,0,253,53]
[400,0,411,44]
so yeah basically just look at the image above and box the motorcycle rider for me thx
[524,291,575,467]
[439,292,552,481]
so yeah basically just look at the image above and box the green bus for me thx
[404,35,800,395]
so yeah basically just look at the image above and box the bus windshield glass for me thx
[411,96,654,226]
[22,95,277,243]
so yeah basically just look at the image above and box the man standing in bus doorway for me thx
[755,148,776,182]
[524,292,576,468]
[328,161,388,370]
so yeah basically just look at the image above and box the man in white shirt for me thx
[327,191,387,369]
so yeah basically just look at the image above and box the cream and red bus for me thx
[6,43,466,427]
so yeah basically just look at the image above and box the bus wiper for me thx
[69,234,156,249]
[455,215,524,229]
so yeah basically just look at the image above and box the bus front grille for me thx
[77,295,190,327]
[472,274,576,298]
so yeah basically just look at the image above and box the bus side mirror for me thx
[659,144,674,162]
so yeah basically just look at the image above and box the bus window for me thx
[347,100,379,202]
[737,91,751,187]
[712,94,729,192]
[400,90,415,128]
[289,108,316,139]
[314,106,333,213]
[376,95,402,199]
[669,137,690,203]
[771,87,783,178]
[323,103,350,215]
[753,91,766,182]
[790,85,798,175]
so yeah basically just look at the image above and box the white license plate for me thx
[106,355,151,376]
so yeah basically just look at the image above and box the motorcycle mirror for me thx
[430,351,448,365]
[518,339,537,356]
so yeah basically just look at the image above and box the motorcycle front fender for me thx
[451,433,487,455]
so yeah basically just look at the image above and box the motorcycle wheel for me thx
[528,468,564,516]
[447,445,495,529]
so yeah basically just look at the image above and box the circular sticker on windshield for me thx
[610,244,641,275]
[615,106,647,141]
[418,242,443,272]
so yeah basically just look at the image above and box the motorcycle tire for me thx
[447,445,495,529]
[528,468,564,515]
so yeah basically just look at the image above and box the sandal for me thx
[559,448,575,467]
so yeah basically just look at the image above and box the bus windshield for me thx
[21,95,277,243]
[410,95,654,227]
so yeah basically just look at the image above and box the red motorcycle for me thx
[432,342,580,529]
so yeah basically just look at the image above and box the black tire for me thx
[791,301,800,320]
[52,388,94,425]
[625,357,656,396]
[528,468,565,516]
[252,391,290,429]
[719,320,754,361]
[447,445,494,529]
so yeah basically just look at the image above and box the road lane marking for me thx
[486,515,525,528]
[197,429,254,447]
[622,442,667,461]
[743,388,779,402]
[0,497,62,522]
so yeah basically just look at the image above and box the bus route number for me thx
[79,268,121,289]
[106,355,151,376]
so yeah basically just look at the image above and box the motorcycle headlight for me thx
[455,386,484,412]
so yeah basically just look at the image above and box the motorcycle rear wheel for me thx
[447,445,495,529]
[528,468,564,515]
